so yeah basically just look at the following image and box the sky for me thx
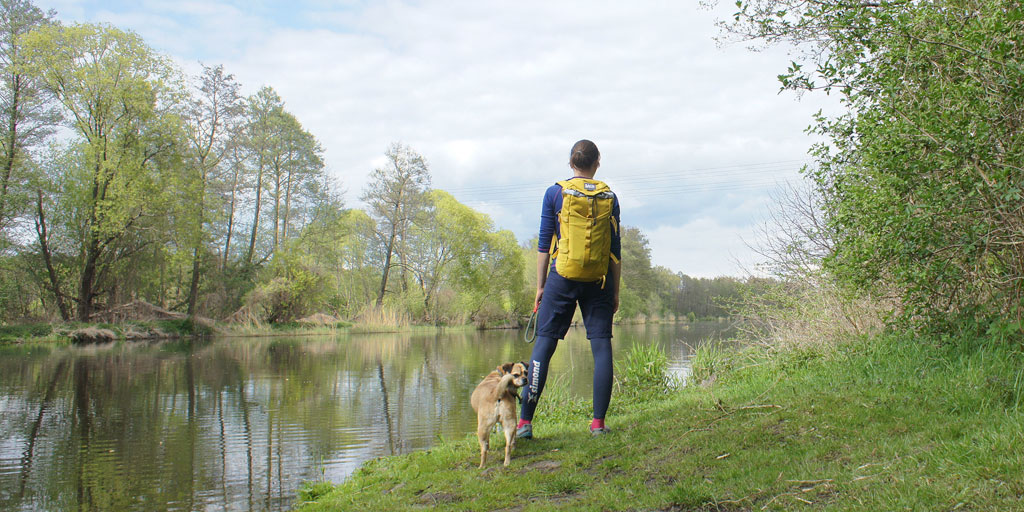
[36,0,837,278]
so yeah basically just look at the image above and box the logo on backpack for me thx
[552,179,615,282]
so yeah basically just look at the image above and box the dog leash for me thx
[524,304,538,343]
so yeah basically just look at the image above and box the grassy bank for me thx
[296,334,1024,511]
[0,319,490,345]
[0,318,216,344]
[0,323,63,343]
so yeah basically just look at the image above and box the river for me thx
[0,321,732,511]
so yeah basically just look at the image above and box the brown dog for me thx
[470,362,528,468]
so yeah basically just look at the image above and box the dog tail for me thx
[492,373,516,403]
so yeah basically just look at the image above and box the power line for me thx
[444,168,804,207]
[439,159,809,196]
[460,175,800,208]
[441,165,801,196]
[456,177,793,206]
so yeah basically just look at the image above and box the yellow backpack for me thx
[552,178,616,281]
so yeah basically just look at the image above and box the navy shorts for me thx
[536,271,615,340]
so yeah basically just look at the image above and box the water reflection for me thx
[0,322,731,511]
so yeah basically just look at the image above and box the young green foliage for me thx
[22,23,185,321]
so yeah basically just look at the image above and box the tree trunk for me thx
[282,166,293,241]
[78,150,107,322]
[0,74,20,230]
[187,171,206,317]
[35,189,70,321]
[187,246,201,317]
[423,287,433,321]
[271,165,281,252]
[246,161,263,265]
[376,229,397,307]
[222,164,239,269]
[77,241,99,322]
[398,227,409,293]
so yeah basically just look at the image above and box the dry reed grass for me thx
[733,279,888,350]
[353,304,411,332]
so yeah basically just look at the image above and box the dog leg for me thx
[502,413,516,466]
[477,422,490,469]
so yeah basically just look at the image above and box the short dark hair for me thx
[569,139,600,171]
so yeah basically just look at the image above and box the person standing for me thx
[517,139,621,438]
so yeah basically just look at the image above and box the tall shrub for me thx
[722,0,1024,333]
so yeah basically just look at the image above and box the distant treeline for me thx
[0,0,753,327]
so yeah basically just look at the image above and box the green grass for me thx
[267,321,354,332]
[295,334,1024,511]
[0,323,56,343]
[152,318,215,337]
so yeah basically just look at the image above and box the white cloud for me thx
[648,218,764,278]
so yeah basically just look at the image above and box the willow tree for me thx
[361,143,430,307]
[407,189,490,320]
[24,24,182,321]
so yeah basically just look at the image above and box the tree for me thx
[29,147,75,320]
[361,142,430,307]
[242,86,285,266]
[406,190,491,320]
[463,229,529,324]
[220,133,246,268]
[745,181,833,282]
[651,265,681,318]
[23,23,183,321]
[326,208,380,317]
[0,0,57,241]
[721,0,1024,332]
[182,63,242,316]
[618,225,657,318]
[266,110,324,251]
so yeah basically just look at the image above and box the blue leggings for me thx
[520,335,613,421]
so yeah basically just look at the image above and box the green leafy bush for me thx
[725,0,1024,335]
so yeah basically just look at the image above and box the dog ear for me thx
[499,362,514,374]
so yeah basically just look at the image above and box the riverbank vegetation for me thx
[0,317,214,345]
[0,0,751,333]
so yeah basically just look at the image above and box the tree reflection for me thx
[377,359,396,456]
[17,358,66,500]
